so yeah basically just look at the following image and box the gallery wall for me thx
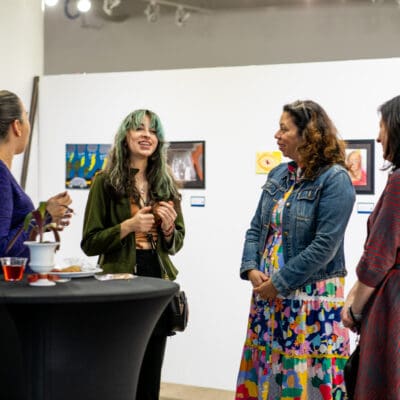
[0,0,43,202]
[37,57,400,390]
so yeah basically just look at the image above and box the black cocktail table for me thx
[0,276,179,400]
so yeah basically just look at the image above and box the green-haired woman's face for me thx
[126,114,159,163]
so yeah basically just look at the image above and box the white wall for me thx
[0,0,43,201]
[38,58,399,390]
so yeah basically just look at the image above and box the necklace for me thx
[136,178,148,197]
[139,185,146,195]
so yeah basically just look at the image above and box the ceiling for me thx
[158,0,367,7]
[97,0,369,11]
[89,0,371,21]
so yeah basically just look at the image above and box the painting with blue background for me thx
[65,144,111,189]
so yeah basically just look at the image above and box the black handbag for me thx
[146,233,189,334]
[344,343,360,400]
[166,290,189,334]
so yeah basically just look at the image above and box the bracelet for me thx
[162,224,175,237]
[348,305,362,323]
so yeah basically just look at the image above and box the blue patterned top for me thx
[0,159,34,258]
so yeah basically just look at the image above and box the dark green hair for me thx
[105,109,180,203]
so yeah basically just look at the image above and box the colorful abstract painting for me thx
[65,144,111,189]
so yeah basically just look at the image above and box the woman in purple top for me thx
[0,90,72,260]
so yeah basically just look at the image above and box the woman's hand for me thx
[341,280,374,332]
[254,279,279,301]
[120,206,155,239]
[247,269,268,288]
[341,303,357,331]
[46,191,73,228]
[153,201,177,237]
[341,288,355,328]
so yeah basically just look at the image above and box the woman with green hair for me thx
[81,109,185,400]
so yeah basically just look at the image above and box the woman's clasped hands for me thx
[248,269,279,301]
[123,201,177,236]
[126,206,155,233]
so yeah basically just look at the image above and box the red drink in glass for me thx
[0,257,27,282]
[2,265,25,281]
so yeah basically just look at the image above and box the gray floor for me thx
[160,382,234,400]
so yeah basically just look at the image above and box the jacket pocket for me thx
[294,186,320,244]
[296,186,320,202]
[261,181,280,222]
[262,181,279,196]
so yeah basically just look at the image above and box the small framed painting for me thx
[255,151,282,174]
[167,141,205,189]
[65,143,111,189]
[345,139,375,195]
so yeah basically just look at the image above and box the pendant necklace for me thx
[136,176,147,194]
[137,179,148,206]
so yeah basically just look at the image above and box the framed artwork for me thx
[255,151,282,174]
[65,143,111,189]
[167,141,205,189]
[345,139,374,195]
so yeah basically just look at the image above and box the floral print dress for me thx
[236,173,349,400]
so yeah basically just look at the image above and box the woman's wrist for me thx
[348,304,362,324]
[162,223,175,237]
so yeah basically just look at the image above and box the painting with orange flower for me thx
[255,151,282,174]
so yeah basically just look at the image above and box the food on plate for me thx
[28,273,60,282]
[51,265,82,273]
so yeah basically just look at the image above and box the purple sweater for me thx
[0,160,34,258]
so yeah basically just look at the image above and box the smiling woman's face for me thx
[347,152,362,172]
[126,114,159,162]
[274,111,303,163]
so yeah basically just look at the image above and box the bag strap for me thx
[146,233,169,280]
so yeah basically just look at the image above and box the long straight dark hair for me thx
[0,90,22,141]
[378,95,400,170]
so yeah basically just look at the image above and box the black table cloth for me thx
[0,276,179,400]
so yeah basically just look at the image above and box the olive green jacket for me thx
[80,172,185,280]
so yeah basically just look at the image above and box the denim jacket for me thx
[240,162,355,296]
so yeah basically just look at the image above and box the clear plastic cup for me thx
[0,257,28,282]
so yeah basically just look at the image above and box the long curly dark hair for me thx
[283,100,346,179]
[105,109,180,204]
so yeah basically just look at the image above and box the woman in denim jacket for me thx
[236,100,355,400]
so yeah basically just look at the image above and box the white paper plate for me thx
[47,267,103,279]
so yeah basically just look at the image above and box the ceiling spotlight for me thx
[44,0,59,6]
[144,1,160,23]
[175,5,190,27]
[77,0,92,13]
[103,0,121,16]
